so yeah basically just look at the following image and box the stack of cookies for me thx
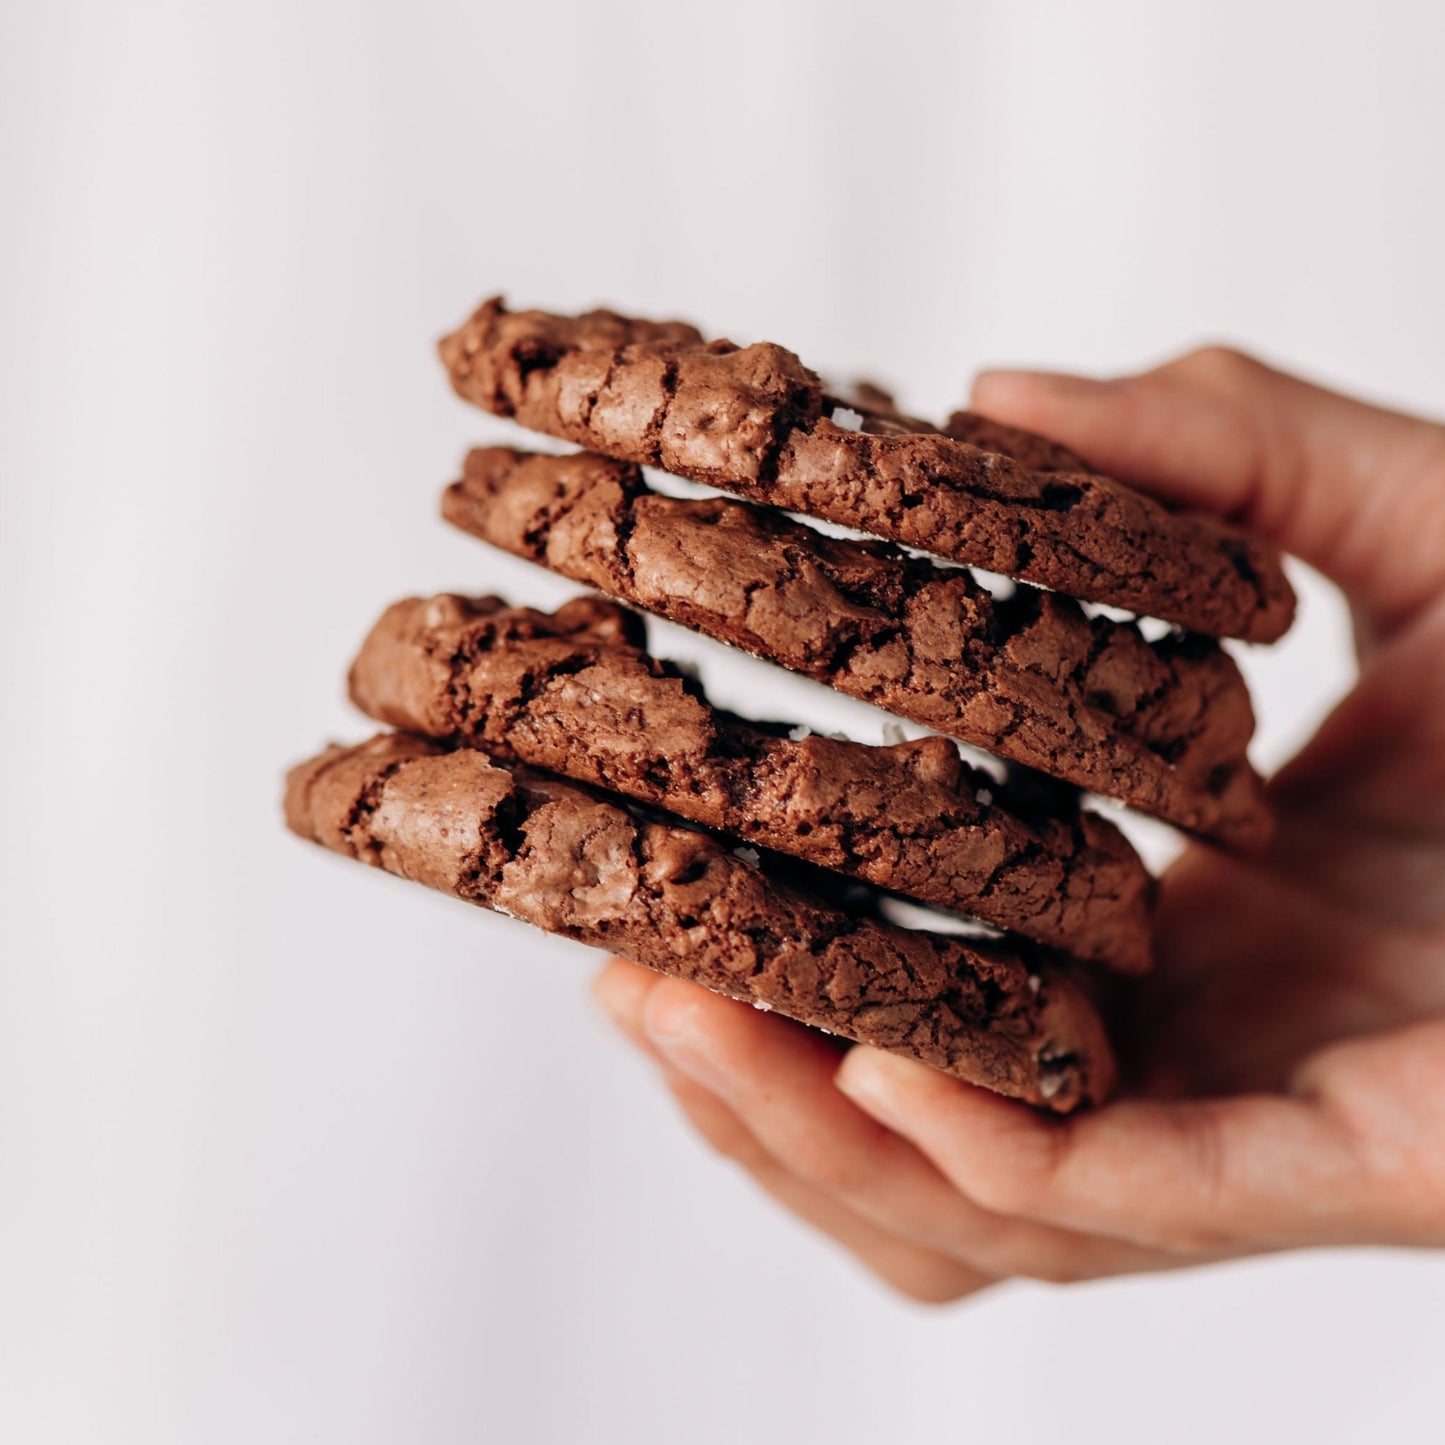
[285,297,1294,1113]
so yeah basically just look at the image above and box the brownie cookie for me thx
[438,296,1294,642]
[347,592,1156,972]
[942,409,1094,474]
[442,447,1271,847]
[839,384,1093,474]
[284,732,1118,1111]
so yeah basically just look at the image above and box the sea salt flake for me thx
[787,724,813,741]
[831,406,865,432]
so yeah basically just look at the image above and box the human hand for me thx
[593,346,1445,1301]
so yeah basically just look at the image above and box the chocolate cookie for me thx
[284,732,1118,1111]
[839,384,1093,474]
[442,447,1271,847]
[348,592,1156,972]
[438,296,1294,642]
[941,409,1096,474]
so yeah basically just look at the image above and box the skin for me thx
[592,346,1445,1301]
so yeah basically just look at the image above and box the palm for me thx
[1137,597,1445,1097]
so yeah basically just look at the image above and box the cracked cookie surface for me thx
[443,447,1271,847]
[347,592,1156,971]
[438,296,1294,641]
[284,732,1118,1111]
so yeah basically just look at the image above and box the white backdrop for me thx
[4,2,1444,1441]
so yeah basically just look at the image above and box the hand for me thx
[592,347,1445,1302]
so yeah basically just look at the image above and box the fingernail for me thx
[644,1013,734,1101]
[835,1047,915,1126]
[592,976,657,1058]
[591,977,633,1027]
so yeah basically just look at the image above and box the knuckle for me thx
[968,1174,1037,1217]
[1170,343,1265,388]
[1139,1108,1231,1254]
[1019,1256,1095,1286]
[960,1129,1063,1218]
[702,1127,758,1167]
[892,1282,965,1307]
[1153,1222,1227,1255]
[882,1264,979,1306]
[1306,1038,1445,1244]
[982,1225,1097,1285]
[793,1145,875,1197]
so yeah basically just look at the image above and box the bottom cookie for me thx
[283,732,1117,1112]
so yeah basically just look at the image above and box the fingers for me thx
[658,1064,994,1305]
[835,1045,1377,1254]
[593,959,989,1303]
[971,349,1445,634]
[592,955,672,1061]
[1290,1020,1445,1247]
[601,962,1193,1283]
[595,971,1445,1268]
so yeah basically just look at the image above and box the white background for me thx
[4,2,1444,1441]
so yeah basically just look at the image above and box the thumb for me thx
[971,347,1445,637]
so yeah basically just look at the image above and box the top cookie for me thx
[438,296,1295,642]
